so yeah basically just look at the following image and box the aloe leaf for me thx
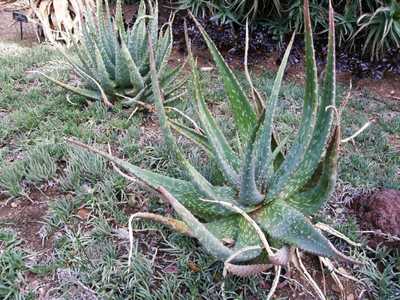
[190,58,241,186]
[81,14,97,67]
[159,60,186,89]
[128,0,146,60]
[168,119,213,155]
[265,132,285,173]
[148,32,228,202]
[267,0,319,200]
[96,0,114,63]
[67,139,234,219]
[122,87,146,106]
[279,1,337,199]
[89,1,116,78]
[156,24,173,73]
[94,46,115,93]
[263,135,289,182]
[116,37,144,90]
[162,78,186,97]
[70,37,95,79]
[40,73,102,101]
[114,0,126,37]
[285,126,339,216]
[114,40,132,88]
[129,16,148,69]
[206,215,263,261]
[234,217,263,250]
[255,33,295,185]
[104,0,118,62]
[238,111,264,205]
[157,187,236,261]
[190,13,257,145]
[252,200,340,258]
[147,0,159,47]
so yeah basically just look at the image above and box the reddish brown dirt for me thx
[273,254,363,300]
[357,75,400,101]
[0,185,62,251]
[0,9,38,45]
[350,189,400,248]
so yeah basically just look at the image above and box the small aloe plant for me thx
[43,0,184,107]
[69,0,356,278]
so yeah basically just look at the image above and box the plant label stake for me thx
[12,12,28,40]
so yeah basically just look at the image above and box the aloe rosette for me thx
[43,0,184,107]
[69,0,354,274]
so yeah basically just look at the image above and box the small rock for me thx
[77,207,90,220]
[390,90,395,95]
[10,202,18,208]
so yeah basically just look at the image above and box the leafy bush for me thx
[353,0,400,60]
[180,0,399,60]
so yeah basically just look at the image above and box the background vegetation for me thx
[177,0,400,60]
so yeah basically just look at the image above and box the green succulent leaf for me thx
[40,72,102,101]
[94,46,116,93]
[190,13,257,145]
[286,126,339,216]
[148,31,233,202]
[206,215,263,261]
[156,24,173,73]
[280,2,336,199]
[168,119,213,155]
[190,56,241,187]
[114,0,126,37]
[267,0,320,200]
[238,111,265,205]
[256,33,295,186]
[252,200,339,258]
[96,0,115,64]
[129,14,149,68]
[117,38,145,91]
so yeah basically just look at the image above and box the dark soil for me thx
[160,3,400,99]
[350,189,400,248]
[170,9,400,78]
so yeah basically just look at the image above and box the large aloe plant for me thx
[43,0,184,107]
[69,0,355,276]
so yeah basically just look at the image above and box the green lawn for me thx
[0,42,399,299]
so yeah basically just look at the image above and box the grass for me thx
[0,40,399,298]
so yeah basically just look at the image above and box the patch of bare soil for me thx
[274,254,362,300]
[0,185,62,251]
[0,8,38,45]
[0,184,65,297]
[357,75,400,101]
